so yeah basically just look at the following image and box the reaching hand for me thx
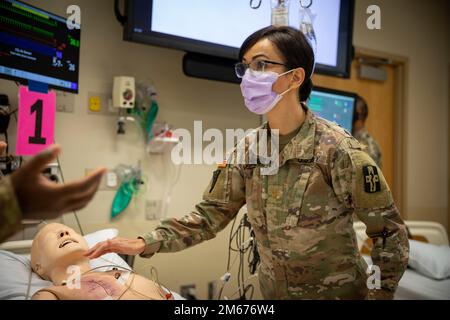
[84,237,146,259]
[10,144,106,220]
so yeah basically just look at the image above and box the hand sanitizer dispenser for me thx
[113,76,135,108]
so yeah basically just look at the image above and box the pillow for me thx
[0,250,52,300]
[0,229,131,300]
[408,240,450,280]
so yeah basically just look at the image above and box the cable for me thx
[12,110,23,173]
[114,0,127,25]
[55,154,84,236]
[226,215,238,270]
[160,150,182,218]
[24,265,33,300]
[26,251,170,300]
[219,213,259,300]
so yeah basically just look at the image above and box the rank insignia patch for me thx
[363,165,381,193]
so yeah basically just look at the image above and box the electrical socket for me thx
[87,92,118,116]
[145,200,161,220]
[56,90,74,113]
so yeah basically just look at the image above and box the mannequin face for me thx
[31,223,88,280]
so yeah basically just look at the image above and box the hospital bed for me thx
[0,228,184,300]
[1,221,449,300]
[354,221,450,300]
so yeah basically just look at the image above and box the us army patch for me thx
[363,165,381,193]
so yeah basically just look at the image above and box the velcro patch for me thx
[363,165,381,193]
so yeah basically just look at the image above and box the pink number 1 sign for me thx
[16,86,56,155]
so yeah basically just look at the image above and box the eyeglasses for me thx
[234,60,287,78]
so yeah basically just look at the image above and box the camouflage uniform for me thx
[0,176,22,242]
[140,110,409,300]
[353,128,383,169]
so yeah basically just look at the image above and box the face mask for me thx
[240,69,294,115]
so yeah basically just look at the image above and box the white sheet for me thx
[395,268,450,300]
[362,255,450,300]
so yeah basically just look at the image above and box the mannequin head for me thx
[31,223,89,282]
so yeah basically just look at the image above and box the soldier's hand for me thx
[11,144,106,220]
[84,237,146,259]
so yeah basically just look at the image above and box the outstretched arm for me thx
[85,162,246,259]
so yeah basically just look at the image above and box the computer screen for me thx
[308,87,356,133]
[0,0,80,93]
[125,0,354,78]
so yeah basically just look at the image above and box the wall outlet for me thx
[87,92,118,116]
[56,90,74,113]
[145,200,161,220]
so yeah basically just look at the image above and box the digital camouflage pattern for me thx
[141,110,409,300]
[353,127,383,169]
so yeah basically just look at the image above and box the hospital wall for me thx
[0,0,448,299]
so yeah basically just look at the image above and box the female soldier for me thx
[86,26,409,300]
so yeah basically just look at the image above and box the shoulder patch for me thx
[363,165,381,193]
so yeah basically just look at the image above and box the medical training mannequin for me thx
[31,223,172,300]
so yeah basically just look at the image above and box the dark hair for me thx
[353,95,369,123]
[239,26,315,102]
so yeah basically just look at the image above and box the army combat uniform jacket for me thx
[140,111,409,300]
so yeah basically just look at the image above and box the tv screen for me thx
[125,0,354,78]
[0,0,80,93]
[308,86,356,133]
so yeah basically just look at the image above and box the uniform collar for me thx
[279,110,316,165]
[254,110,316,167]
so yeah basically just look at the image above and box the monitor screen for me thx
[125,0,354,78]
[0,0,80,93]
[308,86,356,133]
